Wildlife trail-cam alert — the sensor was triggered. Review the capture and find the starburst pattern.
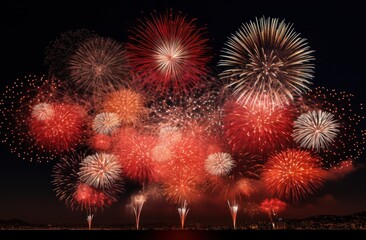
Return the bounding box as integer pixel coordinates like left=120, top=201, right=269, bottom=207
left=219, top=16, right=314, bottom=108
left=92, top=112, right=121, bottom=135
left=205, top=152, right=235, bottom=176
left=293, top=110, right=339, bottom=151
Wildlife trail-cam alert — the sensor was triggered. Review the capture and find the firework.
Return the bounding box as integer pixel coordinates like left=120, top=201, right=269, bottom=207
left=151, top=144, right=172, bottom=162
left=113, top=129, right=159, bottom=183
left=219, top=16, right=314, bottom=108
left=127, top=10, right=210, bottom=94
left=29, top=103, right=86, bottom=151
left=90, top=134, right=112, bottom=151
left=31, top=103, right=55, bottom=121
left=79, top=152, right=122, bottom=189
left=103, top=89, right=145, bottom=125
left=223, top=100, right=294, bottom=155
left=0, top=75, right=66, bottom=162
left=69, top=37, right=129, bottom=93
left=178, top=200, right=189, bottom=229
left=158, top=126, right=182, bottom=145
left=227, top=200, right=239, bottom=229
left=293, top=110, right=340, bottom=151
left=205, top=152, right=235, bottom=176
left=262, top=149, right=325, bottom=201
left=44, top=29, right=98, bottom=80
left=297, top=87, right=365, bottom=168
left=92, top=112, right=121, bottom=135
left=242, top=202, right=260, bottom=218
left=52, top=153, right=85, bottom=211
left=259, top=198, right=287, bottom=229
left=130, top=193, right=146, bottom=230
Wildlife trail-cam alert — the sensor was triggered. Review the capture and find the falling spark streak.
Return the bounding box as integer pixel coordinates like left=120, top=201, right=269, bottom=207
left=178, top=200, right=189, bottom=230
left=227, top=200, right=239, bottom=229
left=131, top=194, right=146, bottom=230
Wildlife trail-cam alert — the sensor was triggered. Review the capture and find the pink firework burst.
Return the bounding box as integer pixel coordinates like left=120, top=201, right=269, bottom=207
left=223, top=100, right=294, bottom=155
left=127, top=10, right=210, bottom=94
left=29, top=103, right=86, bottom=151
left=113, top=128, right=159, bottom=184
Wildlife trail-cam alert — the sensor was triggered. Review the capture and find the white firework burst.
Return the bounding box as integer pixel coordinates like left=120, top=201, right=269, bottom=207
left=92, top=112, right=121, bottom=135
left=31, top=103, right=55, bottom=121
left=293, top=110, right=340, bottom=151
left=205, top=152, right=235, bottom=176
left=151, top=144, right=172, bottom=163
left=158, top=126, right=182, bottom=145
left=79, top=152, right=122, bottom=189
left=219, top=16, right=314, bottom=108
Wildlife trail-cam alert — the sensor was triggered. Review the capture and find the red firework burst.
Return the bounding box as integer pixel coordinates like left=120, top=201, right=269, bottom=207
left=29, top=103, right=86, bottom=151
left=75, top=183, right=112, bottom=211
left=127, top=10, right=210, bottom=94
left=223, top=100, right=294, bottom=155
left=259, top=198, right=287, bottom=215
left=91, top=134, right=111, bottom=151
left=113, top=128, right=159, bottom=184
left=262, top=149, right=325, bottom=202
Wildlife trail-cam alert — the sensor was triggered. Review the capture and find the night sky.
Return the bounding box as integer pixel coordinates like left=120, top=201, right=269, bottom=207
left=0, top=0, right=365, bottom=226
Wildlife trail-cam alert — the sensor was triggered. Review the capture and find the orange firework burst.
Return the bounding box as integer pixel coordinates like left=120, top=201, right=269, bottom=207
left=223, top=100, right=294, bottom=155
left=103, top=89, right=145, bottom=125
left=262, top=149, right=325, bottom=202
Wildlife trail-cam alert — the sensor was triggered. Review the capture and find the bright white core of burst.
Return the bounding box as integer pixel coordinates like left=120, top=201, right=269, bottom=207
left=205, top=152, right=235, bottom=176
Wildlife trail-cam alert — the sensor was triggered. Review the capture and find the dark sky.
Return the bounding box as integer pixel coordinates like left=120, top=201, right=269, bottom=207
left=0, top=0, right=365, bottom=226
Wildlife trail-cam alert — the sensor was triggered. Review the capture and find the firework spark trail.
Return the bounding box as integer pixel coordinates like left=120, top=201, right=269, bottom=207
left=293, top=110, right=339, bottom=151
left=227, top=200, right=239, bottom=229
left=262, top=149, right=325, bottom=201
left=130, top=193, right=146, bottom=230
left=219, top=16, right=314, bottom=109
left=127, top=10, right=210, bottom=94
left=69, top=37, right=129, bottom=93
left=79, top=152, right=122, bottom=189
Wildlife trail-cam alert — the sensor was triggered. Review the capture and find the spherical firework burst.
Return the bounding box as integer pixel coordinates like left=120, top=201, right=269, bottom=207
left=0, top=75, right=65, bottom=162
left=79, top=152, right=122, bottom=189
left=92, top=112, right=121, bottom=135
left=29, top=103, right=86, bottom=151
left=103, top=89, right=145, bottom=125
left=44, top=29, right=98, bottom=80
left=113, top=129, right=159, bottom=183
left=262, top=149, right=325, bottom=202
left=69, top=37, right=129, bottom=93
left=293, top=110, right=339, bottom=151
left=297, top=87, right=365, bottom=168
left=223, top=100, right=294, bottom=155
left=127, top=10, right=210, bottom=94
left=205, top=152, right=235, bottom=176
left=151, top=144, right=172, bottom=163
left=52, top=152, right=123, bottom=213
left=219, top=16, right=314, bottom=108
left=31, top=103, right=55, bottom=121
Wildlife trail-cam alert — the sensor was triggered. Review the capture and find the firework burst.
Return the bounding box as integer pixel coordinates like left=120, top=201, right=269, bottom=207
left=297, top=87, right=366, bottom=168
left=204, top=152, right=235, bottom=176
left=259, top=198, right=287, bottom=229
left=29, top=103, right=86, bottom=151
left=103, top=89, right=146, bottom=125
left=79, top=152, right=122, bottom=189
left=90, top=134, right=112, bottom=151
left=262, top=149, right=325, bottom=201
left=219, top=16, right=314, bottom=108
left=293, top=110, right=339, bottom=151
left=127, top=10, right=210, bottom=94
left=92, top=112, right=121, bottom=135
left=69, top=37, right=129, bottom=93
left=31, top=103, right=55, bottom=121
left=113, top=129, right=159, bottom=183
left=223, top=100, right=294, bottom=155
